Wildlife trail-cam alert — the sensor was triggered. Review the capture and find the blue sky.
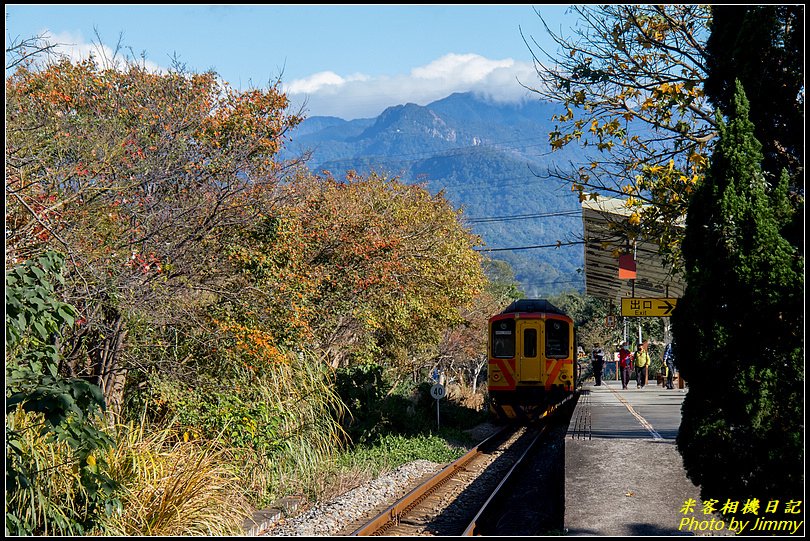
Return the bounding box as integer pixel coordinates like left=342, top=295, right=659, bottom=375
left=5, top=4, right=578, bottom=120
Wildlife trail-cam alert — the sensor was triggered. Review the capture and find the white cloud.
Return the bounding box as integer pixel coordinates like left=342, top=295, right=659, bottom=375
left=285, top=71, right=370, bottom=94
left=283, top=53, right=540, bottom=120
left=17, top=34, right=541, bottom=121
left=411, top=53, right=513, bottom=83
left=38, top=30, right=165, bottom=74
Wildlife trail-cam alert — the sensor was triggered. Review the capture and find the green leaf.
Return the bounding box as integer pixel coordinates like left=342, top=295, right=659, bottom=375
left=32, top=320, right=48, bottom=340
left=7, top=439, right=25, bottom=454
left=57, top=306, right=76, bottom=326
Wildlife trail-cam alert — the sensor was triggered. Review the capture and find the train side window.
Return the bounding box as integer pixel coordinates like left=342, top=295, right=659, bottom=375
left=492, top=320, right=515, bottom=358
left=545, top=319, right=570, bottom=358
left=524, top=328, right=537, bottom=358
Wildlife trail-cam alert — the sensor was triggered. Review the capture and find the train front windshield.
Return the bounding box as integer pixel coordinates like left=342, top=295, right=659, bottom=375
left=545, top=319, right=570, bottom=357
left=491, top=319, right=516, bottom=358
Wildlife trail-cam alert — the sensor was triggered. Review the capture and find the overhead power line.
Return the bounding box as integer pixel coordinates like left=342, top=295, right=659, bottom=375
left=476, top=240, right=585, bottom=252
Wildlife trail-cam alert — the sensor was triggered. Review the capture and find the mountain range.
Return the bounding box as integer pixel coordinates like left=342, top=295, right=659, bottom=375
left=281, top=92, right=588, bottom=296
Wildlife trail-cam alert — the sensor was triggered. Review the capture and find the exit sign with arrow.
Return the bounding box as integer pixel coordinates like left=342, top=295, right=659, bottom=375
left=621, top=298, right=678, bottom=317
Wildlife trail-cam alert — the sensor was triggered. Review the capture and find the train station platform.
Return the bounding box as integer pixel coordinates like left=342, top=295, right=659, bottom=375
left=564, top=379, right=722, bottom=536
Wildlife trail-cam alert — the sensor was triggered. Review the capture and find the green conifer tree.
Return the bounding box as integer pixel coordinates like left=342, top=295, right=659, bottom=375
left=704, top=5, right=804, bottom=252
left=672, top=81, right=803, bottom=520
left=704, top=6, right=803, bottom=189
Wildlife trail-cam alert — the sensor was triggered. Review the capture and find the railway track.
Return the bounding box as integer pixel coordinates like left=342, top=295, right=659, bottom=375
left=345, top=394, right=578, bottom=536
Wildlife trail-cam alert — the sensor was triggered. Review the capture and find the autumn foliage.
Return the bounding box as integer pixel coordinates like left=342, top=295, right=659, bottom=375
left=527, top=5, right=715, bottom=263
left=224, top=169, right=486, bottom=370
left=6, top=54, right=487, bottom=434
left=6, top=57, right=305, bottom=410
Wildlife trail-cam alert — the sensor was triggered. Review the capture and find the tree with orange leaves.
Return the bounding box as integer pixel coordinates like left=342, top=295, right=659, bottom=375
left=5, top=56, right=302, bottom=411
left=225, top=169, right=487, bottom=373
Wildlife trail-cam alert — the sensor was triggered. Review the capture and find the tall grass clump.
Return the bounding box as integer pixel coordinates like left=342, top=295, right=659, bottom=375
left=246, top=349, right=349, bottom=502
left=139, top=346, right=348, bottom=507
left=96, top=417, right=251, bottom=536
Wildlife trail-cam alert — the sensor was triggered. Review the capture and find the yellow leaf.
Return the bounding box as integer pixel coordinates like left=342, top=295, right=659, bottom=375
left=86, top=454, right=96, bottom=466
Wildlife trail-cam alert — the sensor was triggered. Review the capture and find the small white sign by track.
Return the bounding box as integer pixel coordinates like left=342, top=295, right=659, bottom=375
left=430, top=383, right=446, bottom=400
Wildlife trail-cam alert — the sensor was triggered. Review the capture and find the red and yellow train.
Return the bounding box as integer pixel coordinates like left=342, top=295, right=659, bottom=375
left=487, top=299, right=577, bottom=421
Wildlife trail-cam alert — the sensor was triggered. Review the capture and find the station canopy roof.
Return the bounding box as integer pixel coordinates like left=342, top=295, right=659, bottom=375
left=581, top=196, right=685, bottom=305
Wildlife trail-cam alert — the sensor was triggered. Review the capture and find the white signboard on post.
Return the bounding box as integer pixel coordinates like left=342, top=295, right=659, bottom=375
left=430, top=383, right=445, bottom=429
left=430, top=383, right=446, bottom=400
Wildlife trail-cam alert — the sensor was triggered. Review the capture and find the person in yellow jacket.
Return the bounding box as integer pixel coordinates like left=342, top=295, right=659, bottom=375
left=634, top=343, right=650, bottom=388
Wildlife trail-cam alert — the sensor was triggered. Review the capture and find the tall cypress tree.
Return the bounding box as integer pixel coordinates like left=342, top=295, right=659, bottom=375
left=704, top=5, right=804, bottom=191
left=704, top=6, right=804, bottom=256
left=672, top=81, right=803, bottom=521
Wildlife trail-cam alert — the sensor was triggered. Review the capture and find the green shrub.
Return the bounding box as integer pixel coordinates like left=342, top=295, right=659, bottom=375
left=136, top=348, right=347, bottom=506
left=334, top=365, right=435, bottom=443
left=334, top=362, right=388, bottom=441
left=335, top=364, right=488, bottom=447
left=5, top=251, right=118, bottom=535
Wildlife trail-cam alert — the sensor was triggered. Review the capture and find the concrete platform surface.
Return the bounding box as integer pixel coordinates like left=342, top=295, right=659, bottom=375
left=564, top=380, right=730, bottom=536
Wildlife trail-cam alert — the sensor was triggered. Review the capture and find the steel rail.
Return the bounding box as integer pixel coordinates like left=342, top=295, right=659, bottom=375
left=350, top=425, right=513, bottom=536
left=459, top=425, right=547, bottom=536
left=461, top=393, right=576, bottom=536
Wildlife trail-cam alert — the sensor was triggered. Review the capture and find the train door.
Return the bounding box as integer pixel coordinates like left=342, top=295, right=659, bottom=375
left=517, top=319, right=542, bottom=382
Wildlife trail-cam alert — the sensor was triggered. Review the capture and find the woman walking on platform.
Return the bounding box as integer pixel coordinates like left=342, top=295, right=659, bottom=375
left=634, top=343, right=650, bottom=388
left=618, top=342, right=633, bottom=390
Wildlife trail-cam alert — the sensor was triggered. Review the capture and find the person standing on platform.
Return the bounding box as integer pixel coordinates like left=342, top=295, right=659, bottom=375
left=591, top=344, right=605, bottom=386
left=663, top=342, right=676, bottom=389
left=642, top=339, right=651, bottom=386
left=634, top=343, right=650, bottom=388
left=618, top=342, right=633, bottom=390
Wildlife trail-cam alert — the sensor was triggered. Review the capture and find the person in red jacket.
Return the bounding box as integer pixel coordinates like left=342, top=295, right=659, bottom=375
left=618, top=341, right=633, bottom=390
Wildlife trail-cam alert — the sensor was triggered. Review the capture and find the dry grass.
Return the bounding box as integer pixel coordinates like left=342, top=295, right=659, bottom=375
left=96, top=417, right=252, bottom=536
left=298, top=466, right=377, bottom=503
left=447, top=383, right=486, bottom=411
left=230, top=350, right=349, bottom=506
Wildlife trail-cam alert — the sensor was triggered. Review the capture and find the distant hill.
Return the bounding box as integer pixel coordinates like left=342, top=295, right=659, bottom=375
left=282, top=92, right=588, bottom=296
